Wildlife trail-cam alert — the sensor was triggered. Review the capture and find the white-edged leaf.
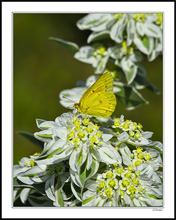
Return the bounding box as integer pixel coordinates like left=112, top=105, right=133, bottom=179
left=118, top=131, right=129, bottom=142
left=87, top=30, right=110, bottom=43
left=144, top=22, right=162, bottom=38
left=20, top=188, right=31, bottom=204
left=71, top=181, right=82, bottom=202
left=45, top=174, right=56, bottom=201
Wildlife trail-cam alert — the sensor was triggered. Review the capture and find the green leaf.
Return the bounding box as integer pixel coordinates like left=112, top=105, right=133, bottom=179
left=120, top=57, right=138, bottom=84
left=49, top=37, right=79, bottom=54
left=82, top=195, right=96, bottom=205
left=124, top=65, right=138, bottom=84
left=47, top=147, right=62, bottom=159
left=13, top=184, right=45, bottom=195
left=134, top=35, right=153, bottom=55
left=87, top=31, right=110, bottom=43
left=133, top=72, right=159, bottom=94
left=78, top=157, right=99, bottom=189
left=144, top=23, right=162, bottom=38
left=57, top=188, right=64, bottom=207
left=114, top=82, right=148, bottom=110
left=77, top=149, right=83, bottom=167
left=148, top=145, right=163, bottom=153
left=146, top=193, right=159, bottom=199
left=71, top=181, right=82, bottom=201
left=79, top=158, right=87, bottom=186
left=86, top=158, right=99, bottom=181
left=28, top=195, right=53, bottom=207
left=14, top=177, right=46, bottom=201
left=142, top=36, right=150, bottom=50
left=55, top=177, right=65, bottom=207
left=36, top=119, right=46, bottom=128
left=36, top=133, right=52, bottom=138
left=18, top=131, right=43, bottom=149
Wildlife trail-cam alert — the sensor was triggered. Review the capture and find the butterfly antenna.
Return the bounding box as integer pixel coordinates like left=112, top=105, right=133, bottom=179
left=61, top=95, right=76, bottom=109
left=62, top=95, right=75, bottom=103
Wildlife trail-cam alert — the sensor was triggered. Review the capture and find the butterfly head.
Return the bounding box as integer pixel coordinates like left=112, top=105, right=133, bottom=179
left=73, top=103, right=80, bottom=111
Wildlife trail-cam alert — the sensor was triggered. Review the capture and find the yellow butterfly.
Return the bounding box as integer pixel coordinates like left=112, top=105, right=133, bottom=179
left=74, top=72, right=117, bottom=117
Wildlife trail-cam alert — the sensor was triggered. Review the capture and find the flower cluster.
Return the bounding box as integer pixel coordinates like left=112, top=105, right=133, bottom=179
left=83, top=145, right=162, bottom=207
left=77, top=13, right=163, bottom=60
left=13, top=113, right=163, bottom=207
left=57, top=13, right=162, bottom=111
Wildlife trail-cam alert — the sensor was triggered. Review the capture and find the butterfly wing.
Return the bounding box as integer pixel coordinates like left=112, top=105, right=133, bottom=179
left=78, top=72, right=116, bottom=117
left=85, top=92, right=117, bottom=117
left=80, top=72, right=113, bottom=105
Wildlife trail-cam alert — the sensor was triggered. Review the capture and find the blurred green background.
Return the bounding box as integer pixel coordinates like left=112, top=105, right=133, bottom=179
left=13, top=13, right=162, bottom=165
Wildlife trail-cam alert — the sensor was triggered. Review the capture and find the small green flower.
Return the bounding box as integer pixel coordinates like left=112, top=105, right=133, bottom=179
left=29, top=159, right=35, bottom=167
left=97, top=180, right=106, bottom=192
left=132, top=122, right=138, bottom=130
left=127, top=185, right=137, bottom=194
left=113, top=118, right=121, bottom=127
left=77, top=130, right=86, bottom=139
left=133, top=13, right=140, bottom=21
left=134, top=132, right=142, bottom=139
left=135, top=171, right=140, bottom=177
left=133, top=159, right=142, bottom=167
left=122, top=41, right=127, bottom=48
left=83, top=117, right=90, bottom=125
left=131, top=154, right=135, bottom=159
left=137, top=153, right=144, bottom=159
left=104, top=171, right=115, bottom=179
left=135, top=147, right=143, bottom=153
left=124, top=172, right=132, bottom=179
left=33, top=152, right=40, bottom=156
left=128, top=165, right=134, bottom=171
left=54, top=165, right=63, bottom=173
left=67, top=130, right=75, bottom=140
left=130, top=131, right=135, bottom=137
left=137, top=123, right=143, bottom=130
left=104, top=188, right=113, bottom=198
left=73, top=118, right=81, bottom=126
left=145, top=153, right=153, bottom=161
left=90, top=135, right=98, bottom=145
left=156, top=13, right=163, bottom=24
left=120, top=190, right=124, bottom=197
left=140, top=13, right=145, bottom=22
left=138, top=185, right=145, bottom=193
left=48, top=168, right=54, bottom=175
left=98, top=46, right=106, bottom=55
left=107, top=179, right=118, bottom=189
left=115, top=167, right=123, bottom=176
left=132, top=178, right=139, bottom=185
left=86, top=125, right=94, bottom=133
left=122, top=122, right=130, bottom=130
left=72, top=137, right=80, bottom=147
left=96, top=131, right=102, bottom=138
left=121, top=178, right=131, bottom=188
